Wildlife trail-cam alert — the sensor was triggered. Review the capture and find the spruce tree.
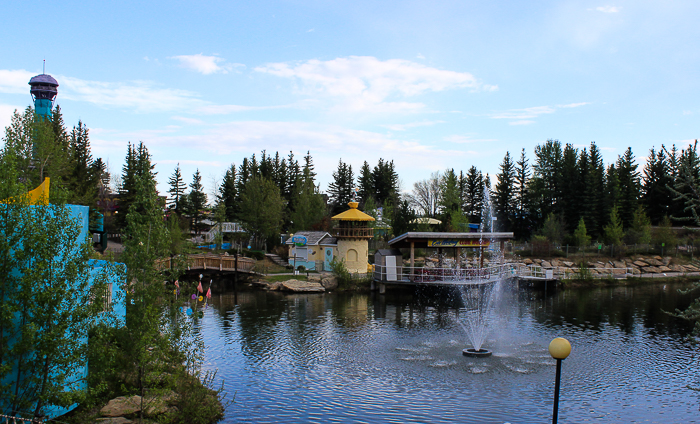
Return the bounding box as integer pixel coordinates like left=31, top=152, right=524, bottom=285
left=328, top=159, right=354, bottom=214
left=218, top=164, right=238, bottom=221
left=494, top=152, right=516, bottom=231
left=514, top=149, right=531, bottom=239
left=188, top=169, right=208, bottom=235
left=642, top=147, right=673, bottom=225
left=616, top=147, right=641, bottom=228
left=357, top=161, right=374, bottom=206
left=167, top=164, right=188, bottom=215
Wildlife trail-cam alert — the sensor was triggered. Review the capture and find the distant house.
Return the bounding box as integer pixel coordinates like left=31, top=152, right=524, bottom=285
left=286, top=231, right=338, bottom=271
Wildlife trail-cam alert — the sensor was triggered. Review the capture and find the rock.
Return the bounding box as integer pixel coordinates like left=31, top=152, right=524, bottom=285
left=612, top=268, right=626, bottom=275
left=533, top=259, right=542, bottom=264
left=658, top=266, right=672, bottom=272
left=613, top=261, right=626, bottom=268
left=101, top=396, right=142, bottom=417
left=643, top=266, right=661, bottom=274
left=670, top=265, right=685, bottom=272
left=523, top=258, right=533, bottom=265
left=551, top=259, right=563, bottom=267
left=562, top=261, right=574, bottom=267
left=541, top=260, right=552, bottom=268
left=604, top=263, right=613, bottom=269
left=645, top=258, right=664, bottom=266
left=96, top=418, right=133, bottom=424
left=653, top=255, right=663, bottom=260
left=633, top=260, right=648, bottom=267
left=631, top=267, right=641, bottom=275
left=279, top=279, right=325, bottom=292
left=662, top=257, right=672, bottom=266
left=307, top=274, right=322, bottom=283
left=684, top=265, right=699, bottom=272
left=321, top=276, right=339, bottom=290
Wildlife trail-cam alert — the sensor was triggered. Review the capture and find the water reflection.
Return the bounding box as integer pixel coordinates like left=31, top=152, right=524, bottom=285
left=198, top=282, right=699, bottom=423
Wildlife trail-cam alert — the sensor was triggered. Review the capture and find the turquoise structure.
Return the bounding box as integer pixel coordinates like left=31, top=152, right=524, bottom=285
left=1, top=204, right=126, bottom=420
left=28, top=73, right=58, bottom=118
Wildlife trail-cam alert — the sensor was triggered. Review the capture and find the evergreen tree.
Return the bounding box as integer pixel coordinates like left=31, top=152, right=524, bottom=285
left=328, top=159, right=354, bottom=214
left=514, top=149, right=532, bottom=239
left=392, top=198, right=417, bottom=237
left=669, top=141, right=700, bottom=224
left=289, top=173, right=326, bottom=233
left=574, top=218, right=591, bottom=249
left=67, top=121, right=99, bottom=206
left=530, top=139, right=563, bottom=225
left=642, top=147, right=673, bottom=225
left=603, top=206, right=624, bottom=250
left=494, top=151, right=516, bottom=231
left=188, top=169, right=208, bottom=235
left=559, top=144, right=580, bottom=233
left=167, top=164, right=188, bottom=215
left=372, top=158, right=400, bottom=206
left=582, top=142, right=606, bottom=236
left=616, top=147, right=641, bottom=228
left=627, top=205, right=652, bottom=245
left=464, top=166, right=484, bottom=223
left=357, top=161, right=374, bottom=206
left=218, top=164, right=238, bottom=221
left=438, top=169, right=466, bottom=231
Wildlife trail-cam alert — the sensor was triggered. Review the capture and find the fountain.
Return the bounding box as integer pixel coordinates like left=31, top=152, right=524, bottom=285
left=457, top=185, right=503, bottom=358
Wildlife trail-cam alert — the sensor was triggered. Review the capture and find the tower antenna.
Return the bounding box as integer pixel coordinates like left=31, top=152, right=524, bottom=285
left=43, top=59, right=45, bottom=74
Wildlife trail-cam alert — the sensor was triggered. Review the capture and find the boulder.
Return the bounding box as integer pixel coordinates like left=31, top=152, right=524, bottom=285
left=523, top=258, right=533, bottom=265
left=631, top=267, right=641, bottom=275
left=101, top=396, right=142, bottom=417
left=541, top=260, right=552, bottom=268
left=642, top=266, right=661, bottom=274
left=307, top=274, right=322, bottom=283
left=669, top=265, right=685, bottom=272
left=645, top=258, right=664, bottom=266
left=321, top=276, right=339, bottom=290
left=533, top=259, right=543, bottom=264
left=684, top=265, right=699, bottom=272
left=604, top=263, right=613, bottom=269
left=279, top=279, right=325, bottom=293
left=633, top=260, right=649, bottom=267
left=653, top=255, right=663, bottom=260
left=612, top=268, right=626, bottom=275
left=551, top=259, right=563, bottom=267
left=662, top=257, right=672, bottom=266
left=658, top=266, right=672, bottom=272
left=562, top=261, right=574, bottom=267
left=613, top=261, right=626, bottom=269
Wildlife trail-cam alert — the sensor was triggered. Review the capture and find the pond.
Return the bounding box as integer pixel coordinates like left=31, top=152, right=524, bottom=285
left=194, top=281, right=700, bottom=423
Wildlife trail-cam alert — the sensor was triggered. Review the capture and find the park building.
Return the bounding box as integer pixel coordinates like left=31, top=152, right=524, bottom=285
left=287, top=201, right=375, bottom=273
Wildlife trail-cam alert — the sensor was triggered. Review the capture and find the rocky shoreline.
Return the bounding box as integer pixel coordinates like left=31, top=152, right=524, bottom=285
left=519, top=255, right=700, bottom=276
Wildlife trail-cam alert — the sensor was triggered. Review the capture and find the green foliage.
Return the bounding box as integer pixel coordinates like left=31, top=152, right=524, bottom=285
left=627, top=205, right=652, bottom=245
left=187, top=169, right=207, bottom=235
left=541, top=213, right=565, bottom=244
left=653, top=216, right=677, bottom=247
left=603, top=206, right=625, bottom=246
left=239, top=177, right=284, bottom=248
left=494, top=151, right=516, bottom=231
left=574, top=218, right=591, bottom=248
left=167, top=164, right=188, bottom=215
left=328, top=159, right=354, bottom=214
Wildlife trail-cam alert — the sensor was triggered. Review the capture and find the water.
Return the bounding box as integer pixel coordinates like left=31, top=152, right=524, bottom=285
left=195, top=283, right=700, bottom=423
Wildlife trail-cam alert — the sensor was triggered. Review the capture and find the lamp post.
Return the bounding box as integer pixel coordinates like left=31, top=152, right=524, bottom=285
left=549, top=337, right=572, bottom=424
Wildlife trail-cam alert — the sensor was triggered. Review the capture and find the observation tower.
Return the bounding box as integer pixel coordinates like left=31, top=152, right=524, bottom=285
left=28, top=68, right=59, bottom=119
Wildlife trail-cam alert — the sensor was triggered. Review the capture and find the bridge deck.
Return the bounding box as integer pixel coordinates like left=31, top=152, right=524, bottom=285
left=155, top=254, right=256, bottom=273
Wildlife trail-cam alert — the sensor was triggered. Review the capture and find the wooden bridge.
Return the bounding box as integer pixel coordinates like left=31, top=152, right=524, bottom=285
left=155, top=253, right=256, bottom=274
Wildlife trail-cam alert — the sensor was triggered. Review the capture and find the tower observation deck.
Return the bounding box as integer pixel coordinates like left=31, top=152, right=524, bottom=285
left=28, top=73, right=59, bottom=118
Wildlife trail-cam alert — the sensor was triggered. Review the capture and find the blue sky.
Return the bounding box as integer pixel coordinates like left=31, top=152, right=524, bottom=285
left=1, top=0, right=698, bottom=198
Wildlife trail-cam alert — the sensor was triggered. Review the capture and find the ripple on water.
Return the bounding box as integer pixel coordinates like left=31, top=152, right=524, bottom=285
left=430, top=360, right=458, bottom=368
left=400, top=355, right=434, bottom=361
left=469, top=366, right=489, bottom=374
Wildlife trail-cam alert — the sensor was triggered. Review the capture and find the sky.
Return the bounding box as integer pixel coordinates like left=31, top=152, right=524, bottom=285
left=1, top=0, right=698, bottom=199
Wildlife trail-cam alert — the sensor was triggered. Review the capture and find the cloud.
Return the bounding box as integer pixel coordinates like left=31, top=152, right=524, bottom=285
left=194, top=103, right=294, bottom=115
left=595, top=6, right=621, bottom=13
left=59, top=76, right=204, bottom=112
left=490, top=106, right=556, bottom=120
left=683, top=110, right=693, bottom=116
left=172, top=116, right=205, bottom=125
left=0, top=69, right=36, bottom=94
left=170, top=54, right=243, bottom=75
left=381, top=120, right=445, bottom=131
left=558, top=102, right=590, bottom=108
left=490, top=102, right=589, bottom=124
left=255, top=56, right=496, bottom=114
left=0, top=104, right=24, bottom=130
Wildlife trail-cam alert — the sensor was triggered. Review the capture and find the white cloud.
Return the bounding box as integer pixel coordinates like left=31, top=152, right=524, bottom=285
left=59, top=76, right=204, bottom=112
left=381, top=120, right=445, bottom=131
left=490, top=106, right=556, bottom=120
left=509, top=120, right=536, bottom=126
left=172, top=116, right=205, bottom=125
left=558, top=102, right=590, bottom=108
left=255, top=56, right=496, bottom=114
left=683, top=110, right=693, bottom=116
left=170, top=54, right=243, bottom=75
left=0, top=69, right=36, bottom=94
left=595, top=6, right=621, bottom=13
left=194, top=103, right=293, bottom=115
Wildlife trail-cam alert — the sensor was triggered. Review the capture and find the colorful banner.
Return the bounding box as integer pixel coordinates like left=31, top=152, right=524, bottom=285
left=427, top=239, right=490, bottom=247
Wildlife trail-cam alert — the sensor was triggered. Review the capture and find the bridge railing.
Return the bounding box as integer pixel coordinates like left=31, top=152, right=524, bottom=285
left=154, top=254, right=255, bottom=273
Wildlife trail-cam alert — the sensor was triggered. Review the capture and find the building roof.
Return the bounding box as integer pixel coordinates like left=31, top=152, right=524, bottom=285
left=388, top=231, right=514, bottom=248
left=29, top=74, right=59, bottom=86
left=331, top=201, right=375, bottom=221
left=286, top=231, right=337, bottom=246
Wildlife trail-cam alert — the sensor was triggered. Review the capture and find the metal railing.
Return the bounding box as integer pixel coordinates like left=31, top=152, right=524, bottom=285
left=374, top=264, right=517, bottom=283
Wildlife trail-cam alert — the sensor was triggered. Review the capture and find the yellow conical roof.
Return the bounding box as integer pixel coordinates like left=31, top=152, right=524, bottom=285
left=331, top=201, right=375, bottom=221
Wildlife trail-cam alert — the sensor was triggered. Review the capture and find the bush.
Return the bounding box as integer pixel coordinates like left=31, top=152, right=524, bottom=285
left=296, top=265, right=306, bottom=272
left=330, top=259, right=372, bottom=290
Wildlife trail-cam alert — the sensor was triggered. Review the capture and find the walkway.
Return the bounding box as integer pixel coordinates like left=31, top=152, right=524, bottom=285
left=154, top=253, right=256, bottom=274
